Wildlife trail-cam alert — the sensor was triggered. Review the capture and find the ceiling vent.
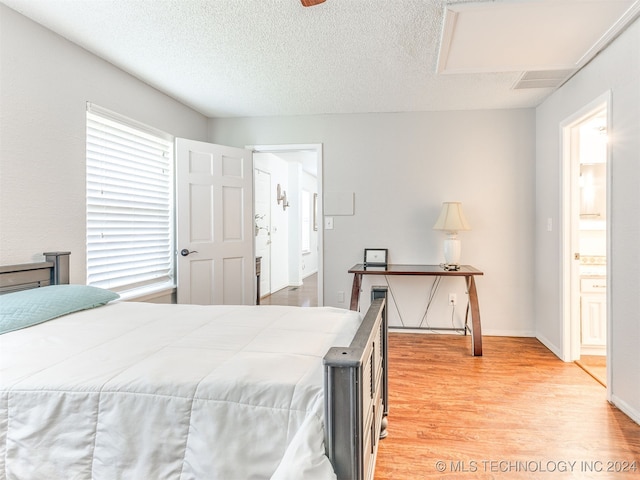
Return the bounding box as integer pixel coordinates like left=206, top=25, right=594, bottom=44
left=512, top=69, right=576, bottom=89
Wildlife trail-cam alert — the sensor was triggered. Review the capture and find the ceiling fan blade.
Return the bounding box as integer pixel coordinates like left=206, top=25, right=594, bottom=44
left=301, top=0, right=326, bottom=6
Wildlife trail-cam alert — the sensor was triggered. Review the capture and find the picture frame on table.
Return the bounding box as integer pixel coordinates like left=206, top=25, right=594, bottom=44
left=364, top=248, right=388, bottom=267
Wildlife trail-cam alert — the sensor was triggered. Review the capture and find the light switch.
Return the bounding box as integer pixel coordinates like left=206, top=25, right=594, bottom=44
left=324, top=217, right=334, bottom=230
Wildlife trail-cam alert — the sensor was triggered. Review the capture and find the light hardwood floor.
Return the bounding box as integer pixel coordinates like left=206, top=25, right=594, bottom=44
left=577, top=355, right=607, bottom=387
left=258, top=282, right=639, bottom=478
left=260, top=273, right=317, bottom=307
left=375, top=333, right=640, bottom=479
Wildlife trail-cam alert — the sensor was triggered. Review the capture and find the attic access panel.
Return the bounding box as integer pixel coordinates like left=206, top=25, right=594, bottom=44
left=437, top=0, right=639, bottom=74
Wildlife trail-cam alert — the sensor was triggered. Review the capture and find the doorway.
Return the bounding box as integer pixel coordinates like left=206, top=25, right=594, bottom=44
left=561, top=93, right=610, bottom=387
left=251, top=144, right=323, bottom=307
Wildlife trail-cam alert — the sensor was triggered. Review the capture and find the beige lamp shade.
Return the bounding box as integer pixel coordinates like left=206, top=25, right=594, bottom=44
left=433, top=202, right=471, bottom=232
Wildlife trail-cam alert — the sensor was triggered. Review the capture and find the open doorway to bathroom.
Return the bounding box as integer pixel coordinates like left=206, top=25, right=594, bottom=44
left=562, top=95, right=609, bottom=387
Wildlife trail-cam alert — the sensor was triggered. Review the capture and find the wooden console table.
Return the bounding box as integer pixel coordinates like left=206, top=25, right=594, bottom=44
left=348, top=264, right=484, bottom=356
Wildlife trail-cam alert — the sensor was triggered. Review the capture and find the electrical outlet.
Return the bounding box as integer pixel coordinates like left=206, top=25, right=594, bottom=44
left=448, top=293, right=457, bottom=306
left=337, top=291, right=345, bottom=303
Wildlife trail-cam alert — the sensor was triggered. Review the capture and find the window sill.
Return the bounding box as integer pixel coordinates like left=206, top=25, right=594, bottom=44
left=116, top=283, right=176, bottom=303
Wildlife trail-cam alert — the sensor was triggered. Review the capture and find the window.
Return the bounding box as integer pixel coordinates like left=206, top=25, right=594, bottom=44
left=86, top=104, right=174, bottom=295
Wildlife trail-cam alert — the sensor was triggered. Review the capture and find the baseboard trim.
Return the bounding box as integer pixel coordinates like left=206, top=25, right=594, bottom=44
left=610, top=393, right=640, bottom=426
left=535, top=333, right=564, bottom=360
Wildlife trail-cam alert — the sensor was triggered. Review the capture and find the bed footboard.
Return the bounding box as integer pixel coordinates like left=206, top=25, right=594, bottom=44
left=324, top=296, right=388, bottom=480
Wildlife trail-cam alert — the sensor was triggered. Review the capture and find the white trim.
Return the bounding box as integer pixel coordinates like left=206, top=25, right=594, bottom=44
left=436, top=8, right=458, bottom=74
left=576, top=1, right=640, bottom=69
left=536, top=332, right=564, bottom=360
left=610, top=394, right=640, bottom=426
left=388, top=328, right=536, bottom=337
left=560, top=91, right=612, bottom=397
left=118, top=284, right=176, bottom=302
left=86, top=102, right=172, bottom=142
left=560, top=114, right=580, bottom=362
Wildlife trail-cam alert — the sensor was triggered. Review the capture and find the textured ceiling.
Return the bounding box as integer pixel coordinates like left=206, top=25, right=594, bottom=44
left=2, top=0, right=638, bottom=117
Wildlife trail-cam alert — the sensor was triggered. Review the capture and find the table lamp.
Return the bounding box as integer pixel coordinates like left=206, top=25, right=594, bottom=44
left=433, top=202, right=470, bottom=270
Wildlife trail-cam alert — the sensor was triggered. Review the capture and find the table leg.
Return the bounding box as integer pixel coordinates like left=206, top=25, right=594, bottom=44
left=349, top=273, right=362, bottom=311
left=466, top=275, right=483, bottom=356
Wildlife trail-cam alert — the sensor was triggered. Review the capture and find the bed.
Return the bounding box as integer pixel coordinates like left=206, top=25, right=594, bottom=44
left=0, top=253, right=388, bottom=480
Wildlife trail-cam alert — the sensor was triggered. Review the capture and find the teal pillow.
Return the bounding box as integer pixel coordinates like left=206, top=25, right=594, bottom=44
left=0, top=285, right=119, bottom=334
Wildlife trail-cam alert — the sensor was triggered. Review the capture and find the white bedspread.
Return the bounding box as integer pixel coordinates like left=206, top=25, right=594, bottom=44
left=0, top=302, right=363, bottom=480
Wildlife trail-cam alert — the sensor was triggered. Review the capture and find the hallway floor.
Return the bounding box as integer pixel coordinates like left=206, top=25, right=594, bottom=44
left=260, top=273, right=318, bottom=307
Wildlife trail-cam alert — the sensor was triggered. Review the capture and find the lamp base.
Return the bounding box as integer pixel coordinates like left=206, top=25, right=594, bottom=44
left=442, top=263, right=461, bottom=271
left=442, top=234, right=462, bottom=267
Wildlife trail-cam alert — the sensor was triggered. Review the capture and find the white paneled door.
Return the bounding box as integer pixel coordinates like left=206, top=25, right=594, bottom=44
left=176, top=138, right=254, bottom=305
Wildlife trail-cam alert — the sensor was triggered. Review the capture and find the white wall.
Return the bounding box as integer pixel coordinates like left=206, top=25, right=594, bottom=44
left=210, top=109, right=536, bottom=335
left=0, top=6, right=209, bottom=283
left=535, top=18, right=640, bottom=422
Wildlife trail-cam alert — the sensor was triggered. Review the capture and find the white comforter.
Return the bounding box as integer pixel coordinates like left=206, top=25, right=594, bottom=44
left=0, top=302, right=363, bottom=480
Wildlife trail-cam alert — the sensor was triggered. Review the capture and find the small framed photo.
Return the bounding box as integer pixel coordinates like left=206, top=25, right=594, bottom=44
left=364, top=248, right=388, bottom=267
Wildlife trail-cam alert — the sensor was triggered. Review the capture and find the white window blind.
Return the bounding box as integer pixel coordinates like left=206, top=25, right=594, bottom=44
left=86, top=104, right=174, bottom=293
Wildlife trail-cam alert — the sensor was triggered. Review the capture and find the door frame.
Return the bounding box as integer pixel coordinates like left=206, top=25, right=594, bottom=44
left=560, top=91, right=612, bottom=390
left=249, top=143, right=324, bottom=306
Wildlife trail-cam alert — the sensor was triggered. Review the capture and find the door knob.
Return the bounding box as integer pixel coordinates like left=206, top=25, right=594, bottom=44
left=180, top=249, right=198, bottom=257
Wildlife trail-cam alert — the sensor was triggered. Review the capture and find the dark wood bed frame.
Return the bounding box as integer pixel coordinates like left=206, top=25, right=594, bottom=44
left=0, top=252, right=388, bottom=480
